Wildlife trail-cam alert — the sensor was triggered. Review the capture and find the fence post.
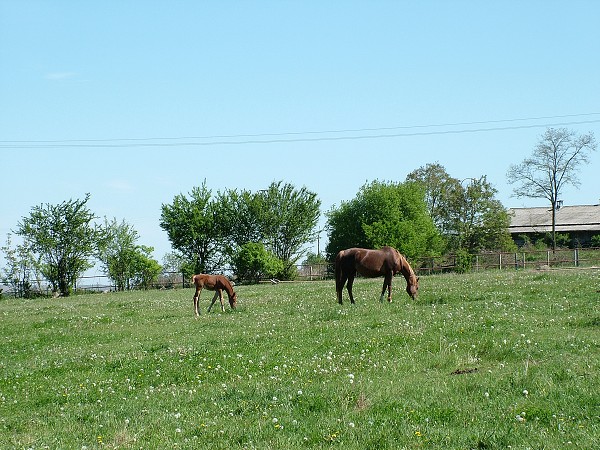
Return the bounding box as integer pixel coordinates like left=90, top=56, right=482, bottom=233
left=547, top=250, right=550, bottom=267
left=499, top=253, right=502, bottom=270
left=574, top=248, right=579, bottom=267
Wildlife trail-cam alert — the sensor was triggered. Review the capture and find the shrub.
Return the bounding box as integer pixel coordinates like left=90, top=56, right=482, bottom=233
left=454, top=249, right=473, bottom=274
left=232, top=242, right=284, bottom=284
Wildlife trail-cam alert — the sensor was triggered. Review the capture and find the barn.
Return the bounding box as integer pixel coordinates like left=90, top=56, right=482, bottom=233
left=508, top=204, right=600, bottom=247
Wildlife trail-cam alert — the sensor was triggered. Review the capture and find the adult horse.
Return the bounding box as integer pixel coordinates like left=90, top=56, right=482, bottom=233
left=192, top=274, right=237, bottom=317
left=335, top=246, right=419, bottom=305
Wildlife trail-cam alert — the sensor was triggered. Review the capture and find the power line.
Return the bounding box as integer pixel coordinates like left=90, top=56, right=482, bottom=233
left=1, top=113, right=600, bottom=149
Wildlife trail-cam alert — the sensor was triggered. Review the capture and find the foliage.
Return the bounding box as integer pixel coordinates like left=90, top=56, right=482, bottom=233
left=0, top=234, right=42, bottom=298
left=408, top=165, right=515, bottom=254
left=326, top=180, right=443, bottom=260
left=1, top=271, right=599, bottom=448
left=591, top=234, right=600, bottom=247
left=129, top=245, right=162, bottom=289
left=98, top=218, right=161, bottom=290
left=442, top=176, right=515, bottom=253
left=15, top=194, right=102, bottom=296
left=453, top=248, right=473, bottom=273
left=406, top=162, right=459, bottom=232
left=162, top=181, right=320, bottom=280
left=232, top=242, right=284, bottom=284
left=219, top=181, right=321, bottom=279
left=160, top=182, right=227, bottom=275
left=507, top=127, right=597, bottom=250
left=302, top=251, right=327, bottom=265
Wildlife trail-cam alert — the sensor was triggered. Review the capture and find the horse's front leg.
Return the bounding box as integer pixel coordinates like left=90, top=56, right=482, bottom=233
left=381, top=274, right=393, bottom=302
left=193, top=287, right=202, bottom=318
left=218, top=289, right=225, bottom=312
left=207, top=291, right=219, bottom=312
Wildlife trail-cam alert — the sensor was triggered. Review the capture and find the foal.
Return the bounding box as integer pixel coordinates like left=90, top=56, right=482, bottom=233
left=191, top=274, right=237, bottom=317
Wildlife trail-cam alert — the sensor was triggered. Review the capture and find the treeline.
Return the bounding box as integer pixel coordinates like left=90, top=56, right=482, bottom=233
left=2, top=162, right=518, bottom=298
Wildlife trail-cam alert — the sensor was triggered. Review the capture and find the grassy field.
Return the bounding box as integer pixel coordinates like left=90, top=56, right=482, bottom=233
left=1, top=269, right=599, bottom=449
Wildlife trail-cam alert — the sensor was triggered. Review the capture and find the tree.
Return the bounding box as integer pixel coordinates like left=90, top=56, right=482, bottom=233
left=406, top=162, right=459, bottom=231
left=99, top=218, right=161, bottom=290
left=15, top=194, right=102, bottom=296
left=259, top=181, right=321, bottom=279
left=1, top=233, right=42, bottom=298
left=129, top=245, right=162, bottom=289
left=507, top=128, right=597, bottom=250
left=443, top=176, right=515, bottom=253
left=326, top=180, right=443, bottom=260
left=159, top=182, right=227, bottom=276
left=232, top=242, right=283, bottom=284
left=217, top=181, right=321, bottom=280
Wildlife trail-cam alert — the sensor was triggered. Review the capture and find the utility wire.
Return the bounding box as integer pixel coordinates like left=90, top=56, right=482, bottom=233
left=1, top=113, right=599, bottom=148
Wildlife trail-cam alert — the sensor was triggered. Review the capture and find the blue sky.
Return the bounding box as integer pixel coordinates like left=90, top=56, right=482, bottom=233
left=1, top=1, right=600, bottom=268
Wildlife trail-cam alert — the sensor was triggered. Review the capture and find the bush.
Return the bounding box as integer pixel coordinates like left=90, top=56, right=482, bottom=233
left=232, top=242, right=284, bottom=284
left=454, top=249, right=473, bottom=274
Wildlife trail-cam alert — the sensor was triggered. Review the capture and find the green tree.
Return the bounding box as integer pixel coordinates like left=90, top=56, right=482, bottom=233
left=129, top=245, right=162, bottom=289
left=1, top=234, right=42, bottom=298
left=326, top=180, right=443, bottom=260
left=507, top=128, right=597, bottom=251
left=302, top=252, right=327, bottom=266
left=260, top=182, right=321, bottom=279
left=99, top=218, right=161, bottom=291
left=217, top=181, right=321, bottom=280
left=444, top=176, right=515, bottom=253
left=406, top=162, right=459, bottom=231
left=160, top=182, right=227, bottom=276
left=15, top=194, right=103, bottom=296
left=232, top=242, right=283, bottom=284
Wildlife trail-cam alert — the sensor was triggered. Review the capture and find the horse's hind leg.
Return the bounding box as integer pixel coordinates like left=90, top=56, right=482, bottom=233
left=207, top=291, right=219, bottom=312
left=337, top=274, right=348, bottom=304
left=347, top=274, right=356, bottom=304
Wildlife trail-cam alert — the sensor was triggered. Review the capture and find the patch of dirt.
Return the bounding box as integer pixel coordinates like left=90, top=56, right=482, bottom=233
left=450, top=368, right=478, bottom=375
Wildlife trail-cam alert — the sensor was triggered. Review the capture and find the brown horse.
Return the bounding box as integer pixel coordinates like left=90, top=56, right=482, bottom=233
left=335, top=246, right=419, bottom=304
left=192, top=274, right=237, bottom=317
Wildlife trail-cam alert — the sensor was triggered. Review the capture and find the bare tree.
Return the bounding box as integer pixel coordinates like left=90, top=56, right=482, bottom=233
left=507, top=128, right=597, bottom=250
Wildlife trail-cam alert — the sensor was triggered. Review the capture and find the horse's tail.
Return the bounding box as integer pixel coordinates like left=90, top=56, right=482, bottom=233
left=334, top=250, right=344, bottom=293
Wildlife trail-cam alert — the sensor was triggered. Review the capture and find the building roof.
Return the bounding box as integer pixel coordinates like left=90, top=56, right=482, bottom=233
left=508, top=204, right=600, bottom=234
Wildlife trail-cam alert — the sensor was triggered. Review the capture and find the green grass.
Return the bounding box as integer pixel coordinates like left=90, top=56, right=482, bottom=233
left=1, top=270, right=599, bottom=449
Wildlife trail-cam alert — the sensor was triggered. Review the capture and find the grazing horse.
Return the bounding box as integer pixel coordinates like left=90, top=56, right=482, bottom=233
left=335, top=246, right=419, bottom=305
left=192, top=274, right=237, bottom=317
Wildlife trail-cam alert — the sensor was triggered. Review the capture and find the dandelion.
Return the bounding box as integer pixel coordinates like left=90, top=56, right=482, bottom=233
left=348, top=422, right=355, bottom=428
left=272, top=417, right=278, bottom=424
left=522, top=389, right=529, bottom=396
left=415, top=431, right=423, bottom=436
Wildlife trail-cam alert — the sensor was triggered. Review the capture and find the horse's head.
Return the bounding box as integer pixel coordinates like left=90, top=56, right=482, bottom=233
left=229, top=291, right=238, bottom=309
left=406, top=276, right=419, bottom=300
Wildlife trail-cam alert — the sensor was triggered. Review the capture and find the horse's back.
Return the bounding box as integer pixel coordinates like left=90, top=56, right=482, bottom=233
left=193, top=274, right=227, bottom=289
